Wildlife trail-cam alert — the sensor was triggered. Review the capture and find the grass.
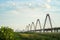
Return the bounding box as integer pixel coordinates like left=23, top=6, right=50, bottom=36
left=14, top=32, right=60, bottom=40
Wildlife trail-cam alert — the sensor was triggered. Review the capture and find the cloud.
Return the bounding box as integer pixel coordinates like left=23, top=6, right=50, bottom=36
left=0, top=0, right=60, bottom=30
left=0, top=0, right=51, bottom=11
left=10, top=10, right=19, bottom=15
left=6, top=1, right=16, bottom=6
left=45, top=3, right=51, bottom=9
left=47, top=0, right=51, bottom=3
left=5, top=10, right=19, bottom=15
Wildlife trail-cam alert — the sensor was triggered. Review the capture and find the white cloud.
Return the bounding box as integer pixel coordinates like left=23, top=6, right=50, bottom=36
left=1, top=0, right=60, bottom=30
left=6, top=10, right=19, bottom=15
left=47, top=0, right=51, bottom=3
left=29, top=3, right=32, bottom=7
left=11, top=10, right=19, bottom=15
left=7, top=1, right=16, bottom=6
left=45, top=3, right=51, bottom=9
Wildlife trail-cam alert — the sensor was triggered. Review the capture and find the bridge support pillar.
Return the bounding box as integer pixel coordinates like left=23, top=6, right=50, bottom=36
left=57, top=29, right=58, bottom=32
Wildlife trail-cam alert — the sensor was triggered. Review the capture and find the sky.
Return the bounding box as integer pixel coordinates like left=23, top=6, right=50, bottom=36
left=0, top=0, right=60, bottom=31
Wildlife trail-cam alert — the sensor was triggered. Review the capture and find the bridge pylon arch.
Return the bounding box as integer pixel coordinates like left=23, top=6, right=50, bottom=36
left=43, top=14, right=52, bottom=32
left=35, top=19, right=41, bottom=32
left=30, top=22, right=35, bottom=32
left=26, top=25, right=30, bottom=32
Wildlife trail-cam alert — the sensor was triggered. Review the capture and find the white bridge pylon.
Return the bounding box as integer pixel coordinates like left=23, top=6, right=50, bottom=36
left=25, top=14, right=53, bottom=32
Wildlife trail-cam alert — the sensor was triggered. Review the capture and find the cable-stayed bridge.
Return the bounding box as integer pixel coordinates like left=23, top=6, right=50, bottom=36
left=24, top=14, right=60, bottom=32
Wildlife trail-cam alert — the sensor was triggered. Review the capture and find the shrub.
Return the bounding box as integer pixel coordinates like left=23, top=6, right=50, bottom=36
left=0, top=26, right=14, bottom=40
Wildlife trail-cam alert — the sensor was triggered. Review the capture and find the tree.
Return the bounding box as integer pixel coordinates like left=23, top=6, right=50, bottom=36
left=0, top=26, right=14, bottom=40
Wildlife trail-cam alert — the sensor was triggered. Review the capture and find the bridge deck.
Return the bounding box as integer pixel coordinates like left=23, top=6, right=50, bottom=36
left=30, top=27, right=60, bottom=31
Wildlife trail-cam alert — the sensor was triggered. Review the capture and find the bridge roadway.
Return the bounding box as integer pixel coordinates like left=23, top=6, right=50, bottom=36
left=30, top=27, right=60, bottom=32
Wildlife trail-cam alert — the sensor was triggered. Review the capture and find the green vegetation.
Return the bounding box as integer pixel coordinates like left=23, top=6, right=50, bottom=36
left=0, top=26, right=14, bottom=40
left=0, top=26, right=60, bottom=40
left=15, top=32, right=60, bottom=40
